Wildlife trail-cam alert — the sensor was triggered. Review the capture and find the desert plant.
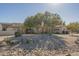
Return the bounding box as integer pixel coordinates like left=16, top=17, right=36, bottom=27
left=24, top=11, right=63, bottom=34
left=5, top=39, right=12, bottom=45
left=5, top=39, right=20, bottom=46
left=5, top=38, right=17, bottom=46
left=26, top=39, right=33, bottom=44
left=48, top=32, right=52, bottom=36
left=15, top=31, right=22, bottom=37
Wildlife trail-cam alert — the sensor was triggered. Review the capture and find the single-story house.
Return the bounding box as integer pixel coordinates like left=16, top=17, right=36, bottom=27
left=0, top=24, right=2, bottom=31
left=0, top=23, right=22, bottom=36
left=54, top=25, right=69, bottom=34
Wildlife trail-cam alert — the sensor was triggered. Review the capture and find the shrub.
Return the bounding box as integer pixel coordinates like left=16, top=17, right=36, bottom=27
left=5, top=39, right=12, bottom=45
left=26, top=39, right=33, bottom=44
left=48, top=32, right=52, bottom=36
left=6, top=40, right=10, bottom=44
left=15, top=31, right=22, bottom=37
left=5, top=38, right=20, bottom=46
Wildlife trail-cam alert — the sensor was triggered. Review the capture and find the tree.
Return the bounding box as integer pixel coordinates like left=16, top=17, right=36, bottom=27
left=2, top=24, right=8, bottom=31
left=24, top=11, right=63, bottom=33
left=67, top=22, right=79, bottom=33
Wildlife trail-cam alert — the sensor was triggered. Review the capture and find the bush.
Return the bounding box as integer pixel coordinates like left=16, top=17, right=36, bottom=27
left=26, top=39, right=33, bottom=44
left=15, top=31, right=22, bottom=37
left=48, top=32, right=52, bottom=36
left=6, top=40, right=10, bottom=45
left=5, top=39, right=13, bottom=46
left=5, top=38, right=20, bottom=46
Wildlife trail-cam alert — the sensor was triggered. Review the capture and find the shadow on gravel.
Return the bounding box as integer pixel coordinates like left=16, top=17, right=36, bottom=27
left=3, top=34, right=68, bottom=51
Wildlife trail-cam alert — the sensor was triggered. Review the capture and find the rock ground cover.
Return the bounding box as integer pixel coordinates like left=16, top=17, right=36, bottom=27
left=0, top=34, right=79, bottom=56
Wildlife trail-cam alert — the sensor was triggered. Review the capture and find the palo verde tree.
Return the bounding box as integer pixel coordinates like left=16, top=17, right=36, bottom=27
left=24, top=11, right=64, bottom=33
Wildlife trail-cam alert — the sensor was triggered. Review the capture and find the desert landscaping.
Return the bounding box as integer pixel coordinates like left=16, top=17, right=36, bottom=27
left=0, top=34, right=79, bottom=56
left=0, top=11, right=79, bottom=56
left=0, top=4, right=79, bottom=56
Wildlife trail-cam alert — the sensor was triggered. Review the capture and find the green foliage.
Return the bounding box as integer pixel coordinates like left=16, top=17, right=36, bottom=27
left=5, top=39, right=11, bottom=45
left=26, top=39, right=33, bottom=44
left=5, top=38, right=14, bottom=46
left=48, top=32, right=52, bottom=36
left=5, top=38, right=20, bottom=46
left=24, top=11, right=64, bottom=33
left=67, top=22, right=79, bottom=33
left=15, top=31, right=22, bottom=37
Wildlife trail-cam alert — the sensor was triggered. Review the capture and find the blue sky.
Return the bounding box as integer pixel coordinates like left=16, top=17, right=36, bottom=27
left=0, top=3, right=79, bottom=24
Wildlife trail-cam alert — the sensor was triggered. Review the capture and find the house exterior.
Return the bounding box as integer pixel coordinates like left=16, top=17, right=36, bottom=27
left=54, top=25, right=69, bottom=34
left=0, top=24, right=2, bottom=31
left=1, top=23, right=22, bottom=31
left=0, top=23, right=22, bottom=35
left=25, top=24, right=70, bottom=34
left=7, top=23, right=19, bottom=31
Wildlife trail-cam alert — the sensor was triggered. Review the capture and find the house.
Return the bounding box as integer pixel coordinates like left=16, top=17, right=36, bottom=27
left=7, top=23, right=19, bottom=31
left=0, top=24, right=2, bottom=31
left=54, top=25, right=69, bottom=34
left=1, top=23, right=22, bottom=31
left=0, top=23, right=22, bottom=36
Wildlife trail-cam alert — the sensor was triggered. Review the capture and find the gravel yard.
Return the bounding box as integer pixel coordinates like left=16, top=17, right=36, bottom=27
left=0, top=34, right=79, bottom=56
